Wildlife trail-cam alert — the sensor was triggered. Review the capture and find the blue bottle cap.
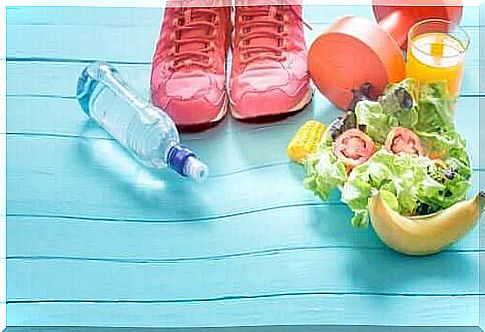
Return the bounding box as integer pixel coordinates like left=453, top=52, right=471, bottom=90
left=167, top=145, right=196, bottom=177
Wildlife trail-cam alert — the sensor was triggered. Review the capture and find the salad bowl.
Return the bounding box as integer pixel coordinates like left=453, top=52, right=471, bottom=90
left=304, top=79, right=485, bottom=255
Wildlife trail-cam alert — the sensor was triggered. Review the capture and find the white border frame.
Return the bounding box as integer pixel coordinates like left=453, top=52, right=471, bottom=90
left=1, top=2, right=6, bottom=331
left=4, top=0, right=485, bottom=6
left=2, top=1, right=484, bottom=330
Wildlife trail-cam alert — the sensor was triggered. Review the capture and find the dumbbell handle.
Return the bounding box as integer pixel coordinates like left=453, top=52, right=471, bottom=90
left=379, top=9, right=415, bottom=49
left=373, top=3, right=463, bottom=50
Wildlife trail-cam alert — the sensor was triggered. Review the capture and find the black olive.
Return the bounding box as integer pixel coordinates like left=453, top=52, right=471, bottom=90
left=444, top=170, right=456, bottom=180
left=416, top=203, right=432, bottom=215
left=344, top=111, right=357, bottom=129
left=329, top=112, right=357, bottom=141
left=330, top=129, right=340, bottom=141
left=427, top=166, right=446, bottom=184
left=347, top=82, right=374, bottom=112
left=394, top=87, right=413, bottom=110
left=329, top=117, right=344, bottom=140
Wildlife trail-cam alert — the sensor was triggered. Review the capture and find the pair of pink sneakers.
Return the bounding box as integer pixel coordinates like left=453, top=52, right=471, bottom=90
left=150, top=1, right=312, bottom=131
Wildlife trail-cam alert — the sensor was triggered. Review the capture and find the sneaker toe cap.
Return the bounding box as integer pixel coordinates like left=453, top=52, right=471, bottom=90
left=230, top=56, right=310, bottom=118
left=161, top=96, right=227, bottom=127
left=151, top=71, right=227, bottom=127
left=230, top=75, right=310, bottom=118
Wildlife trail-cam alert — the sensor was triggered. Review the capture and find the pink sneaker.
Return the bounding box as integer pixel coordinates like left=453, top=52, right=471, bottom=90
left=150, top=1, right=231, bottom=130
left=230, top=2, right=312, bottom=120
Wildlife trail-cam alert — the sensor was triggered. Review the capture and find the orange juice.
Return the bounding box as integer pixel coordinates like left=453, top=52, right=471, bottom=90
left=406, top=32, right=466, bottom=99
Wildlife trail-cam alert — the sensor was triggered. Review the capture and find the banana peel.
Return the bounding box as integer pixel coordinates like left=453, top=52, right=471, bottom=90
left=369, top=191, right=485, bottom=256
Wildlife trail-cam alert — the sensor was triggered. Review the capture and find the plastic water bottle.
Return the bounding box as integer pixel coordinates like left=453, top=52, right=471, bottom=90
left=76, top=62, right=208, bottom=182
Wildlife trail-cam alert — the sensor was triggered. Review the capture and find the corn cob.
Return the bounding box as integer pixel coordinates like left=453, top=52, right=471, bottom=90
left=287, top=120, right=326, bottom=164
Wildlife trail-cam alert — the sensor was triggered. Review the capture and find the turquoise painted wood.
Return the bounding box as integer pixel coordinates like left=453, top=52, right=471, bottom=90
left=6, top=23, right=482, bottom=65
left=6, top=5, right=485, bottom=328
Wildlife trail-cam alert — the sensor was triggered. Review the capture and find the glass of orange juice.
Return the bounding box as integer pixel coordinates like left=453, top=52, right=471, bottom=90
left=406, top=19, right=470, bottom=102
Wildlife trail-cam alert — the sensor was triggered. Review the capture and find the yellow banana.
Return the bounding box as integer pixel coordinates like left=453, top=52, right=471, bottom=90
left=369, top=191, right=485, bottom=256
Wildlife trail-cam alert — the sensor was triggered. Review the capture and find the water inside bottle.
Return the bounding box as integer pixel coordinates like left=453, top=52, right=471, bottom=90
left=89, top=84, right=179, bottom=169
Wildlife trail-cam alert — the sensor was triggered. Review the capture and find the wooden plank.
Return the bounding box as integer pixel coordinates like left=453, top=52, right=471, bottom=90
left=6, top=209, right=483, bottom=261
left=5, top=60, right=482, bottom=98
left=4, top=136, right=337, bottom=220
left=6, top=62, right=152, bottom=99
left=6, top=295, right=479, bottom=327
left=6, top=24, right=158, bottom=63
left=6, top=6, right=165, bottom=27
left=6, top=250, right=480, bottom=301
left=6, top=5, right=481, bottom=27
left=6, top=133, right=484, bottom=220
left=6, top=6, right=373, bottom=26
left=7, top=23, right=481, bottom=65
left=5, top=207, right=383, bottom=259
left=6, top=95, right=483, bottom=170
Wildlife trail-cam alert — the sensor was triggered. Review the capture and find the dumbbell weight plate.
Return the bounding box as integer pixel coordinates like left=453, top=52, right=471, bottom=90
left=308, top=16, right=405, bottom=111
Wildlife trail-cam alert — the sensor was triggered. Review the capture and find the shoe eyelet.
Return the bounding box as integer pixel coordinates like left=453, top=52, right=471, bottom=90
left=184, top=11, right=191, bottom=22
left=268, top=6, right=277, bottom=17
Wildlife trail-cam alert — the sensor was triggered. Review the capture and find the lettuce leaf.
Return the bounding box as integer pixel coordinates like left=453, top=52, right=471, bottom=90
left=415, top=81, right=454, bottom=133
left=419, top=156, right=472, bottom=211
left=378, top=79, right=419, bottom=128
left=355, top=100, right=398, bottom=145
left=416, top=129, right=469, bottom=165
left=355, top=79, right=419, bottom=144
left=340, top=150, right=450, bottom=226
left=414, top=81, right=470, bottom=166
left=304, top=147, right=348, bottom=201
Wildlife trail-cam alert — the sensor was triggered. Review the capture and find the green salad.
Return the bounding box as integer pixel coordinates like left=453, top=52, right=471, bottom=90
left=304, top=79, right=472, bottom=228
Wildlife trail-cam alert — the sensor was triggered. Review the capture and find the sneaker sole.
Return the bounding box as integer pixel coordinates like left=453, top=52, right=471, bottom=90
left=176, top=96, right=229, bottom=133
left=230, top=87, right=313, bottom=121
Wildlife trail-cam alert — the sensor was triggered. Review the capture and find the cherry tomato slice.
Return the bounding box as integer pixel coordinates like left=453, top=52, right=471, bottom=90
left=385, top=127, right=424, bottom=156
left=334, top=129, right=376, bottom=171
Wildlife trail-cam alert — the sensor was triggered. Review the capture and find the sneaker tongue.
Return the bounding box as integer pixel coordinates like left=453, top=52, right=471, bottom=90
left=167, top=0, right=230, bottom=6
left=237, top=0, right=300, bottom=5
left=242, top=7, right=279, bottom=50
left=178, top=9, right=213, bottom=54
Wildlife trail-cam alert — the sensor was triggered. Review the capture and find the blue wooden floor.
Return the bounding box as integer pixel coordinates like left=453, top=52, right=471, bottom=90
left=6, top=5, right=485, bottom=328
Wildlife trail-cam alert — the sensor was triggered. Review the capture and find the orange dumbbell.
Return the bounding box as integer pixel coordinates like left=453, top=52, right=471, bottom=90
left=308, top=0, right=462, bottom=111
